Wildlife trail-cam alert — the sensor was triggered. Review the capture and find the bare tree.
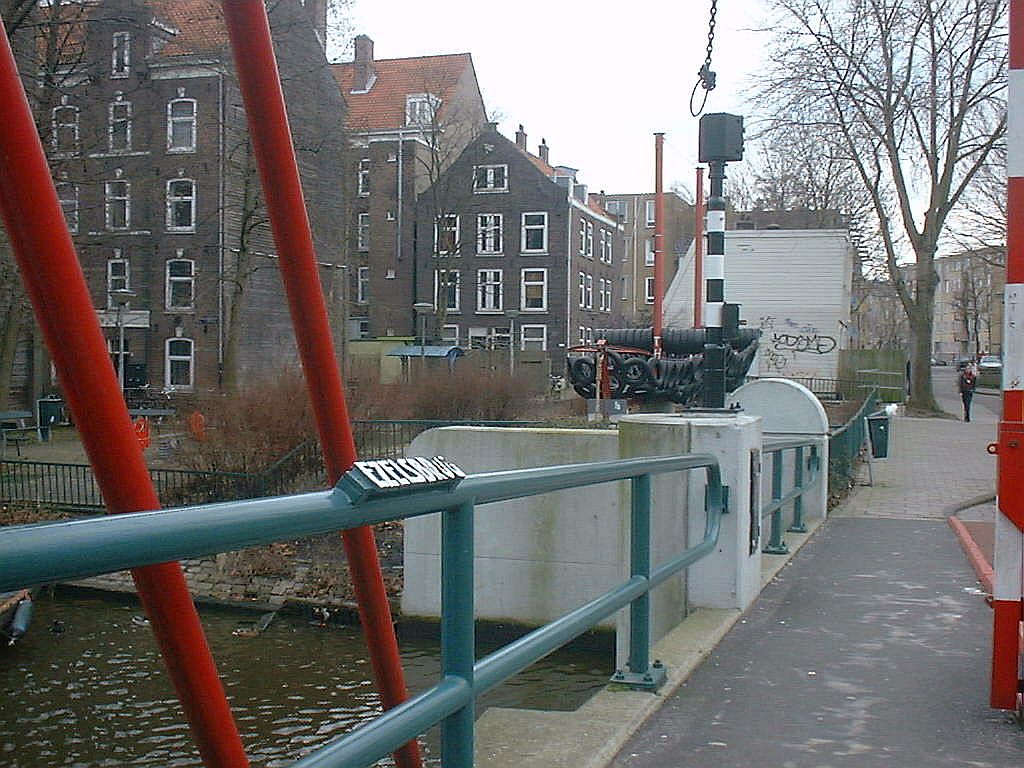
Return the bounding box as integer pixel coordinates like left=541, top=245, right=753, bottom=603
left=754, top=0, right=1007, bottom=411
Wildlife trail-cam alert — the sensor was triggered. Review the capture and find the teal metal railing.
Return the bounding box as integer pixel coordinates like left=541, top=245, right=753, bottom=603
left=827, top=388, right=879, bottom=495
left=759, top=438, right=822, bottom=555
left=0, top=452, right=725, bottom=768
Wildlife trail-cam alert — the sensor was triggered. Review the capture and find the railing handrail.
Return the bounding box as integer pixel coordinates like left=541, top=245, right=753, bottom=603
left=829, top=387, right=879, bottom=438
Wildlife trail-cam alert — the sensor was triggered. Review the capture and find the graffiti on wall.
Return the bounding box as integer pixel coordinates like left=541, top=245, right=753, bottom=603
left=758, top=316, right=838, bottom=372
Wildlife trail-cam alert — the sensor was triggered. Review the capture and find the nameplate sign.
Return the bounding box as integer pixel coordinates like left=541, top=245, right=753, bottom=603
left=338, top=456, right=466, bottom=502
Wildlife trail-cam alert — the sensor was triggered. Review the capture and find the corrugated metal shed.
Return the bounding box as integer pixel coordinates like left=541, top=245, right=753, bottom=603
left=665, top=230, right=854, bottom=379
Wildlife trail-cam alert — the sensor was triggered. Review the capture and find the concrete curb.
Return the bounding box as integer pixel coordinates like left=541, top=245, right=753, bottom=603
left=948, top=515, right=994, bottom=595
left=474, top=517, right=827, bottom=768
left=943, top=492, right=996, bottom=517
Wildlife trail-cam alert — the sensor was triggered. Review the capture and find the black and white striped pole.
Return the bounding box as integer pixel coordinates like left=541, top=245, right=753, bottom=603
left=698, top=113, right=744, bottom=408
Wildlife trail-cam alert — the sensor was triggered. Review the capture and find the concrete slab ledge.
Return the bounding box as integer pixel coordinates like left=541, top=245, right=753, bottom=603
left=474, top=516, right=827, bottom=768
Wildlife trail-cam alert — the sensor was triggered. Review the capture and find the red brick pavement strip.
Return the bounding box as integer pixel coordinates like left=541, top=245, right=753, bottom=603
left=949, top=515, right=994, bottom=596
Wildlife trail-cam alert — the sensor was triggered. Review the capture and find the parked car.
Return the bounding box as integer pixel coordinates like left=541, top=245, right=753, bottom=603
left=979, top=355, right=1002, bottom=372
left=954, top=355, right=974, bottom=370
left=930, top=357, right=948, bottom=366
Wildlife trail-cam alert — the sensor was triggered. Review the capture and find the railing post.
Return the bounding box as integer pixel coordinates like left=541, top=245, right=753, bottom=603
left=612, top=474, right=666, bottom=690
left=441, top=501, right=475, bottom=768
left=763, top=450, right=788, bottom=554
left=788, top=445, right=807, bottom=533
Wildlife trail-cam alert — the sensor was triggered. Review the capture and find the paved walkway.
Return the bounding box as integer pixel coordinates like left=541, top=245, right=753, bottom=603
left=610, top=381, right=1023, bottom=767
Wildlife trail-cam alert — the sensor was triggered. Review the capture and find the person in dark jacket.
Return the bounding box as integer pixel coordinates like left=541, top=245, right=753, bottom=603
left=958, top=363, right=978, bottom=422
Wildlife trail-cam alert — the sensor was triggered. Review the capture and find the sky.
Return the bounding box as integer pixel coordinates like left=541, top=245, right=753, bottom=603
left=346, top=0, right=773, bottom=197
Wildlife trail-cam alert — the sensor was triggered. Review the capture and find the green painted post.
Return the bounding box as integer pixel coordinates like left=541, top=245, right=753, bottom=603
left=441, top=501, right=475, bottom=768
left=763, top=450, right=788, bottom=554
left=629, top=474, right=651, bottom=676
left=788, top=445, right=807, bottom=533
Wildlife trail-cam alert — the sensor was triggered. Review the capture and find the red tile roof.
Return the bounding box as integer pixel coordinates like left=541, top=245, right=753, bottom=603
left=521, top=146, right=556, bottom=178
left=331, top=53, right=474, bottom=132
left=153, top=0, right=227, bottom=58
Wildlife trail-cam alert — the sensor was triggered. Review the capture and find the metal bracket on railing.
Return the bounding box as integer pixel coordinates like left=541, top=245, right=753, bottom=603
left=705, top=483, right=730, bottom=514
left=611, top=659, right=667, bottom=691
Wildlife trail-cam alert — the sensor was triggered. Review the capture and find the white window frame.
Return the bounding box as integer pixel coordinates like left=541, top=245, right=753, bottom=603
left=578, top=272, right=587, bottom=308
left=521, top=268, right=548, bottom=312
left=165, top=255, right=195, bottom=311
left=521, top=212, right=548, bottom=253
left=357, top=158, right=371, bottom=196
left=435, top=214, right=460, bottom=256
left=586, top=274, right=593, bottom=310
left=107, top=252, right=129, bottom=306
left=473, top=164, right=508, bottom=193
left=520, top=324, right=547, bottom=351
left=57, top=182, right=78, bottom=233
left=579, top=217, right=587, bottom=255
left=167, top=98, right=197, bottom=153
left=468, top=327, right=489, bottom=350
left=111, top=31, right=131, bottom=78
left=476, top=268, right=503, bottom=313
left=406, top=93, right=440, bottom=127
left=586, top=221, right=594, bottom=258
left=579, top=326, right=586, bottom=344
left=165, top=337, right=195, bottom=390
left=166, top=178, right=197, bottom=232
left=477, top=213, right=503, bottom=255
left=51, top=103, right=79, bottom=156
left=645, top=199, right=656, bottom=227
left=441, top=324, right=459, bottom=345
left=435, top=269, right=461, bottom=313
left=357, top=213, right=370, bottom=251
left=645, top=276, right=655, bottom=304
left=105, top=179, right=131, bottom=231
left=108, top=96, right=132, bottom=152
left=357, top=266, right=369, bottom=304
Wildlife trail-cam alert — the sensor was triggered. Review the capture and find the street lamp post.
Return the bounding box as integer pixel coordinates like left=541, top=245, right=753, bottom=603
left=413, top=302, right=434, bottom=374
left=506, top=309, right=520, bottom=376
left=110, top=288, right=136, bottom=395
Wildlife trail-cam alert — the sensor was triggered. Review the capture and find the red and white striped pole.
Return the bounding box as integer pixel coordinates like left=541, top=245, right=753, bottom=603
left=992, top=0, right=1024, bottom=711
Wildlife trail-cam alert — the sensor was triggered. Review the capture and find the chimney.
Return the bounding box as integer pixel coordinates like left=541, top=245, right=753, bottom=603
left=539, top=138, right=549, bottom=165
left=352, top=35, right=375, bottom=93
left=305, top=0, right=328, bottom=50
left=515, top=124, right=527, bottom=149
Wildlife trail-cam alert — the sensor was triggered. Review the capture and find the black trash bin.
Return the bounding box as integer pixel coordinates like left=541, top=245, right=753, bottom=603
left=866, top=411, right=890, bottom=459
left=36, top=397, right=64, bottom=442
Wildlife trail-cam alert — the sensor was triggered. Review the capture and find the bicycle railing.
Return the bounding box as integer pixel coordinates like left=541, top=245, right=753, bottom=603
left=0, top=451, right=726, bottom=768
left=759, top=437, right=823, bottom=555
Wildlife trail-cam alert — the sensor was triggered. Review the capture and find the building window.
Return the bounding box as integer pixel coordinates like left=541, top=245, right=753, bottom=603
left=600, top=230, right=613, bottom=264
left=357, top=213, right=370, bottom=251
left=473, top=164, right=508, bottom=193
left=435, top=270, right=461, bottom=312
left=586, top=327, right=594, bottom=344
left=586, top=274, right=593, bottom=309
left=166, top=255, right=195, bottom=311
left=477, top=214, right=503, bottom=255
left=645, top=276, right=655, bottom=304
left=167, top=98, right=197, bottom=152
left=521, top=268, right=548, bottom=312
left=108, top=95, right=132, bottom=152
left=57, top=182, right=78, bottom=233
left=107, top=252, right=129, bottom=304
left=579, top=326, right=586, bottom=345
left=406, top=93, right=440, bottom=127
left=357, top=266, right=369, bottom=304
left=165, top=337, right=194, bottom=390
left=600, top=278, right=612, bottom=312
left=439, top=324, right=459, bottom=345
left=435, top=214, right=460, bottom=256
left=579, top=218, right=586, bottom=255
left=357, top=158, right=370, bottom=196
left=477, top=269, right=503, bottom=312
left=586, top=221, right=594, bottom=258
left=645, top=238, right=655, bottom=266
left=645, top=199, right=656, bottom=227
left=51, top=99, right=79, bottom=156
left=105, top=178, right=130, bottom=230
left=578, top=272, right=586, bottom=308
left=166, top=178, right=196, bottom=232
left=521, top=212, right=548, bottom=253
left=520, top=324, right=547, bottom=351
left=111, top=31, right=131, bottom=77
left=621, top=275, right=629, bottom=299
left=605, top=199, right=627, bottom=221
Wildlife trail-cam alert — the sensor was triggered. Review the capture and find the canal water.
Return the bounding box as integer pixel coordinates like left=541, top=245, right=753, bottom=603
left=0, top=592, right=611, bottom=766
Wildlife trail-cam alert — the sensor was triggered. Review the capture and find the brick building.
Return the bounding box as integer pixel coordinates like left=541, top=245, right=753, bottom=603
left=414, top=123, right=625, bottom=356
left=5, top=0, right=345, bottom=406
left=593, top=192, right=694, bottom=327
left=331, top=36, right=487, bottom=340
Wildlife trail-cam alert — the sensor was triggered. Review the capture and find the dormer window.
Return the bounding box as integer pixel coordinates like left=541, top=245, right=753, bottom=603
left=112, top=32, right=131, bottom=77
left=473, top=165, right=508, bottom=193
left=406, top=93, right=440, bottom=127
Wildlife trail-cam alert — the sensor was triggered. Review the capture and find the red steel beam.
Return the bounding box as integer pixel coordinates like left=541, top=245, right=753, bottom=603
left=0, top=20, right=248, bottom=768
left=218, top=5, right=420, bottom=766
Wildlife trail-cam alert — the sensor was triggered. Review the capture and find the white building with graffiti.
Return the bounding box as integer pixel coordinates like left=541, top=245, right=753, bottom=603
left=665, top=229, right=855, bottom=380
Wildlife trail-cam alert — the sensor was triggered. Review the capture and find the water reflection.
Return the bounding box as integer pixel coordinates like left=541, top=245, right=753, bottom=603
left=0, top=593, right=611, bottom=766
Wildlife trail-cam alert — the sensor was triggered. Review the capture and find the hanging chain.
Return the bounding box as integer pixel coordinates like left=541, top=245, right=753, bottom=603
left=690, top=0, right=719, bottom=117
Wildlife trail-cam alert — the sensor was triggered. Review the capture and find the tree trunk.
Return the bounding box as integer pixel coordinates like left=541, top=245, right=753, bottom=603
left=908, top=287, right=939, bottom=413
